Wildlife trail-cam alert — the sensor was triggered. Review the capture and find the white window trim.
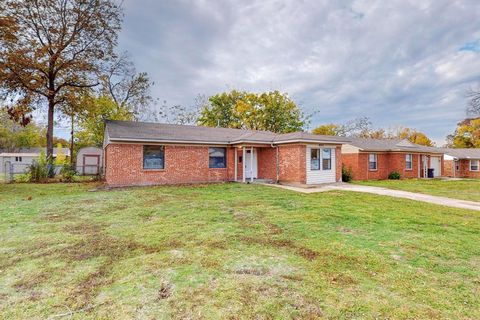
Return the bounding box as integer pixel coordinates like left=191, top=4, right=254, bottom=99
left=369, top=153, right=377, bottom=171
left=470, top=159, right=479, bottom=172
left=310, top=148, right=321, bottom=171
left=322, top=148, right=332, bottom=171
left=405, top=154, right=413, bottom=170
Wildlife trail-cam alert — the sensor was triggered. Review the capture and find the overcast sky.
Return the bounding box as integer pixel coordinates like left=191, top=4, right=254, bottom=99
left=77, top=0, right=480, bottom=144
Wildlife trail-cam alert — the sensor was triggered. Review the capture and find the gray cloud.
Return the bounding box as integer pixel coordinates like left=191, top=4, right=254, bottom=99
left=119, top=0, right=480, bottom=144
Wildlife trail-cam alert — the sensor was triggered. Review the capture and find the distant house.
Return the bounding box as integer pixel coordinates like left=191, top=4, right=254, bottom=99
left=0, top=148, right=70, bottom=174
left=76, top=147, right=103, bottom=175
left=103, top=120, right=350, bottom=187
left=341, top=138, right=444, bottom=180
left=442, top=148, right=480, bottom=179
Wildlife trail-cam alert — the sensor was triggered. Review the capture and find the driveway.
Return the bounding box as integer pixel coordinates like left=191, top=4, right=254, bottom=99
left=265, top=183, right=480, bottom=211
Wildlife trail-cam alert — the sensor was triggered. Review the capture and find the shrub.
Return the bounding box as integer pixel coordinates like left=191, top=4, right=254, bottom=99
left=27, top=151, right=49, bottom=182
left=60, top=164, right=77, bottom=182
left=388, top=171, right=401, bottom=180
left=14, top=173, right=31, bottom=183
left=342, top=165, right=354, bottom=182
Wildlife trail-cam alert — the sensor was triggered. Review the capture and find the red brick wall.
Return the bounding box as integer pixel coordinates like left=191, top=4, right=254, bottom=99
left=278, top=144, right=306, bottom=183
left=342, top=152, right=429, bottom=180
left=105, top=144, right=235, bottom=186
left=387, top=153, right=421, bottom=178
left=342, top=153, right=361, bottom=180
left=457, top=159, right=480, bottom=178
left=335, top=146, right=342, bottom=182
left=444, top=160, right=454, bottom=177
left=257, top=147, right=277, bottom=180
left=106, top=143, right=347, bottom=186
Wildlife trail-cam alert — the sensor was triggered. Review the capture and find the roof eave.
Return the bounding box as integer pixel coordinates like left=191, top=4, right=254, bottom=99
left=273, top=139, right=349, bottom=145
left=109, top=137, right=230, bottom=145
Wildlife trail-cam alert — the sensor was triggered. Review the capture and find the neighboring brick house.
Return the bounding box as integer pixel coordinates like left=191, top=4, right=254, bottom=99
left=341, top=138, right=444, bottom=180
left=103, top=120, right=350, bottom=187
left=442, top=149, right=480, bottom=179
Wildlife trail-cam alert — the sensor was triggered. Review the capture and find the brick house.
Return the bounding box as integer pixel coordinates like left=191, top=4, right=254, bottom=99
left=442, top=149, right=480, bottom=178
left=341, top=138, right=444, bottom=180
left=103, top=120, right=350, bottom=187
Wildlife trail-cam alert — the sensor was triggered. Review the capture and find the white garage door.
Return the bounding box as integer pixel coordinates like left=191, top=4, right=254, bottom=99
left=306, top=146, right=336, bottom=184
left=430, top=156, right=441, bottom=177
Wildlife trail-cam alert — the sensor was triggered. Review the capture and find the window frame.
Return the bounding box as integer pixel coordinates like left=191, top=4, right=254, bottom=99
left=368, top=153, right=377, bottom=171
left=405, top=154, right=413, bottom=170
left=143, top=145, right=165, bottom=170
left=470, top=159, right=479, bottom=172
left=15, top=156, right=22, bottom=162
left=322, top=148, right=332, bottom=171
left=209, top=147, right=227, bottom=169
left=310, top=148, right=321, bottom=171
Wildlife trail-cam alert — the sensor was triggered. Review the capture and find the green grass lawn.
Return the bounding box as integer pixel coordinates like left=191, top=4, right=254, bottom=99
left=354, top=178, right=480, bottom=202
left=1, top=183, right=479, bottom=319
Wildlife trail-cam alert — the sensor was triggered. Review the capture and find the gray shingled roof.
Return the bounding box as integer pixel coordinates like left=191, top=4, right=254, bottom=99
left=105, top=120, right=351, bottom=145
left=347, top=138, right=443, bottom=153
left=440, top=148, right=480, bottom=159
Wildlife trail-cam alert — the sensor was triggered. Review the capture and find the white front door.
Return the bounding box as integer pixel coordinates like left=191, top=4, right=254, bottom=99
left=430, top=156, right=441, bottom=177
left=244, top=149, right=258, bottom=179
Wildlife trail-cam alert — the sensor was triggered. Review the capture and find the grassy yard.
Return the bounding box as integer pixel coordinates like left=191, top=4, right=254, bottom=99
left=1, top=183, right=479, bottom=319
left=354, top=178, right=480, bottom=202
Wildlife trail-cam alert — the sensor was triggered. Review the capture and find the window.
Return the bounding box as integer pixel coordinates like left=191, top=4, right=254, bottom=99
left=470, top=160, right=479, bottom=171
left=310, top=148, right=320, bottom=170
left=405, top=154, right=412, bottom=170
left=143, top=145, right=164, bottom=169
left=455, top=161, right=460, bottom=171
left=322, top=148, right=332, bottom=170
left=369, top=154, right=377, bottom=170
left=209, top=147, right=226, bottom=168
left=15, top=156, right=22, bottom=162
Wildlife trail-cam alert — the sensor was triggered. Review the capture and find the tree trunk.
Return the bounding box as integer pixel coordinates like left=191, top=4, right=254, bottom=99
left=46, top=97, right=55, bottom=161
left=70, top=113, right=74, bottom=165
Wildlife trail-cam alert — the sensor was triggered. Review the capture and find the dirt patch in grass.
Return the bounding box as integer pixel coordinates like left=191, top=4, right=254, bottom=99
left=337, top=226, right=357, bottom=234
left=203, top=239, right=228, bottom=250
left=280, top=274, right=304, bottom=281
left=40, top=212, right=74, bottom=222
left=67, top=264, right=114, bottom=309
left=266, top=222, right=284, bottom=235
left=157, top=282, right=173, bottom=300
left=63, top=236, right=142, bottom=261
left=13, top=271, right=50, bottom=291
left=328, top=272, right=358, bottom=285
left=240, top=236, right=319, bottom=261
left=59, top=222, right=184, bottom=309
left=234, top=266, right=270, bottom=276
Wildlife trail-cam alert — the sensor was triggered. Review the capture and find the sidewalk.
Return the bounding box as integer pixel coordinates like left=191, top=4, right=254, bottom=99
left=263, top=183, right=480, bottom=211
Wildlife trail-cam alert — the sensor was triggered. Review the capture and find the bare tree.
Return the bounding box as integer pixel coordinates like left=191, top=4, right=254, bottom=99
left=467, top=88, right=480, bottom=116
left=157, top=95, right=205, bottom=125
left=100, top=52, right=153, bottom=117
left=0, top=0, right=122, bottom=160
left=340, top=117, right=373, bottom=137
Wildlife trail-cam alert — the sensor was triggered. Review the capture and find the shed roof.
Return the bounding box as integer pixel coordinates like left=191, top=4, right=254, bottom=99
left=0, top=148, right=70, bottom=157
left=105, top=120, right=351, bottom=145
